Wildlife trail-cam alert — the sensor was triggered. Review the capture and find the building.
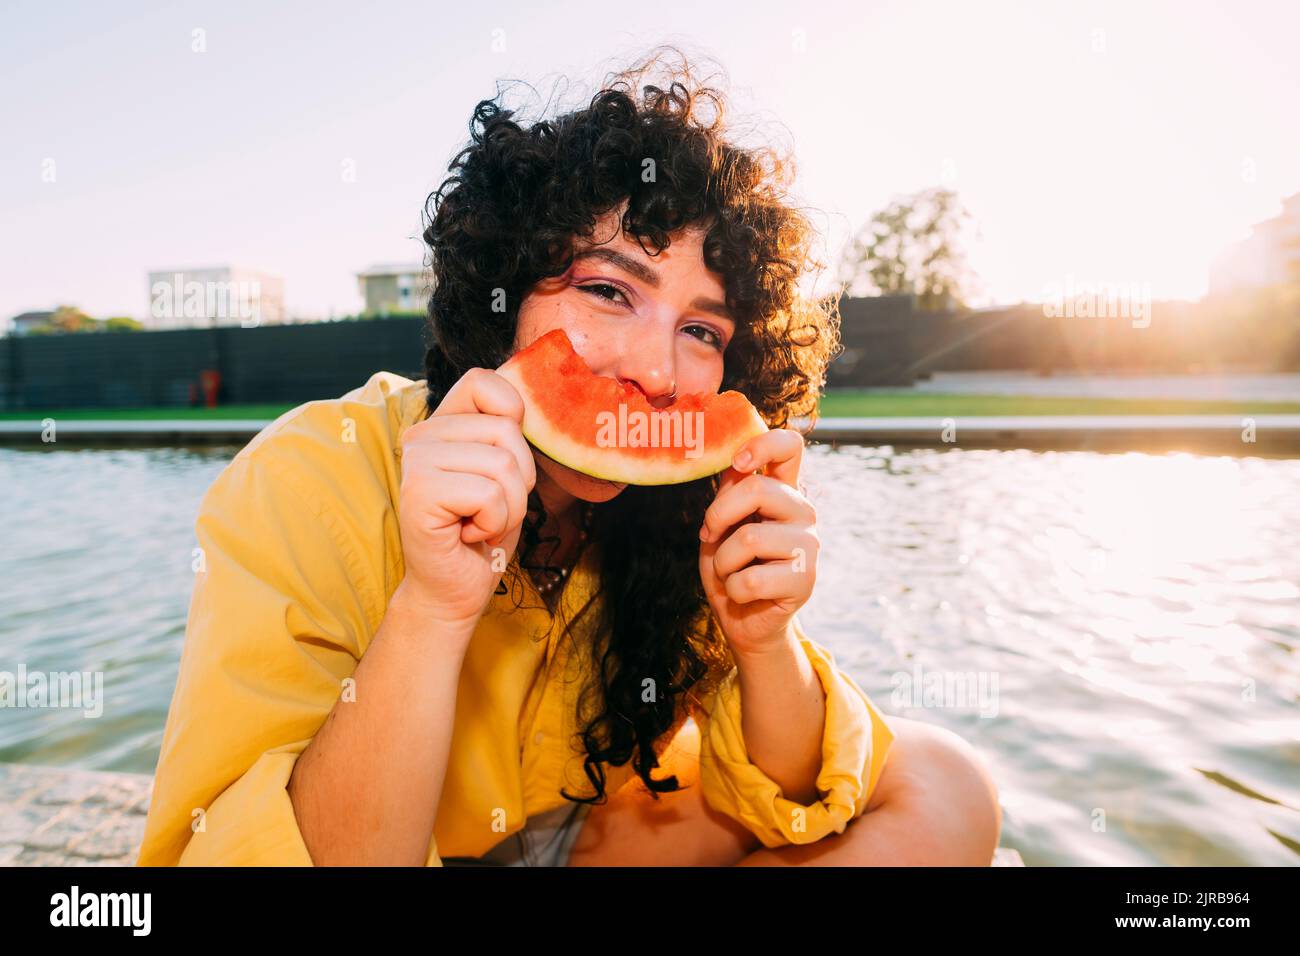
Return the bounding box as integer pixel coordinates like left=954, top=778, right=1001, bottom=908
left=1210, top=192, right=1300, bottom=296
left=145, top=266, right=286, bottom=330
left=357, top=263, right=430, bottom=317
left=8, top=311, right=56, bottom=336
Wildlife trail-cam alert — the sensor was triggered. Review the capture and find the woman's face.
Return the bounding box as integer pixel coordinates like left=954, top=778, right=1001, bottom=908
left=513, top=205, right=736, bottom=504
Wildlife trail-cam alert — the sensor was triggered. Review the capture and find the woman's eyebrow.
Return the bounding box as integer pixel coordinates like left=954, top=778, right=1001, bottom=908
left=571, top=247, right=734, bottom=325
left=572, top=247, right=661, bottom=286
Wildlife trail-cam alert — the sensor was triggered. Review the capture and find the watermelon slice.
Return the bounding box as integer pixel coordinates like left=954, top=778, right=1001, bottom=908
left=497, top=329, right=768, bottom=485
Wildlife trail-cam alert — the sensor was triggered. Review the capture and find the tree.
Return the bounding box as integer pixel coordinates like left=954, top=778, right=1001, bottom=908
left=839, top=186, right=976, bottom=311
left=48, top=305, right=98, bottom=333
left=104, top=316, right=143, bottom=332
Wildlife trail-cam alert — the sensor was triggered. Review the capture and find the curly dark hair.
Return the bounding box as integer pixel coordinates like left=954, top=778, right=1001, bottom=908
left=420, top=46, right=841, bottom=807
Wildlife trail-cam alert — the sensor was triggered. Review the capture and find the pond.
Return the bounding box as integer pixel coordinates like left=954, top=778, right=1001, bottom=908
left=1, top=443, right=1296, bottom=865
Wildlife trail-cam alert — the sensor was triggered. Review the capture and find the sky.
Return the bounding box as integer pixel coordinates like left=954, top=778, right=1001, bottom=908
left=2, top=0, right=1298, bottom=325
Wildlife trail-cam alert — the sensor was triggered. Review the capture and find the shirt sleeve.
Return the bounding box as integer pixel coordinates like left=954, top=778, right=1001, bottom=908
left=135, top=445, right=435, bottom=865
left=689, top=616, right=896, bottom=849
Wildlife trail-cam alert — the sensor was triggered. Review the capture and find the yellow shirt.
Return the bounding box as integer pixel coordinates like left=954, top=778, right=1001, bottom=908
left=136, top=371, right=896, bottom=866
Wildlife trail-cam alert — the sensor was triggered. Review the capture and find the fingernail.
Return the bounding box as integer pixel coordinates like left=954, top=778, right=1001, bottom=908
left=733, top=451, right=752, bottom=470
left=699, top=525, right=710, bottom=542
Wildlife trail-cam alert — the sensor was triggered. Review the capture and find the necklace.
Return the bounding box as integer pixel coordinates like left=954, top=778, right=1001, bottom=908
left=530, top=501, right=596, bottom=597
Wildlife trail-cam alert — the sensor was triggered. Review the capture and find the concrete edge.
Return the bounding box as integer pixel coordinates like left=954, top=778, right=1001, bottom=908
left=2, top=415, right=1298, bottom=455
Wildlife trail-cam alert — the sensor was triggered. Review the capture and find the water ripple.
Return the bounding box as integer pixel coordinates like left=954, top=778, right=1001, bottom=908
left=1, top=442, right=1297, bottom=864
left=802, top=443, right=1300, bottom=865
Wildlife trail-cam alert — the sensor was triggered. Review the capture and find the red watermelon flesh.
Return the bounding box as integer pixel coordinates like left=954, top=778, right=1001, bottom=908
left=497, top=329, right=768, bottom=486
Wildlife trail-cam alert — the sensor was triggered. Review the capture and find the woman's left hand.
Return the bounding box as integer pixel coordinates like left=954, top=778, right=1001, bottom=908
left=698, top=427, right=819, bottom=656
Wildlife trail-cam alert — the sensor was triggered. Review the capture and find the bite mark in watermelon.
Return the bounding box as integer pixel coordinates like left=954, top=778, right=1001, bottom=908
left=497, top=329, right=769, bottom=486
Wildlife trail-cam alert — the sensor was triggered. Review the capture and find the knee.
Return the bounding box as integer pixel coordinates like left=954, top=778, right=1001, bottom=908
left=870, top=718, right=1001, bottom=865
left=912, top=724, right=1002, bottom=863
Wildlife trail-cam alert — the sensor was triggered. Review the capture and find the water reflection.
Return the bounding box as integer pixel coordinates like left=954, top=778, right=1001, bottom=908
left=0, top=442, right=1297, bottom=865
left=0, top=447, right=238, bottom=773
left=802, top=445, right=1300, bottom=866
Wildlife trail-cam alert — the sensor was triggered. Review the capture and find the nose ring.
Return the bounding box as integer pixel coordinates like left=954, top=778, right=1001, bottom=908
left=618, top=377, right=677, bottom=401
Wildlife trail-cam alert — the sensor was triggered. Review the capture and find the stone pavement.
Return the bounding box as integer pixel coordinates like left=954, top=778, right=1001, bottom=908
left=0, top=762, right=1024, bottom=866
left=0, top=762, right=151, bottom=866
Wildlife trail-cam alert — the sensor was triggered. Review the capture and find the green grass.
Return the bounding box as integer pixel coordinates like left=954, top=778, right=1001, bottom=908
left=0, top=404, right=296, bottom=421
left=816, top=392, right=1300, bottom=418
left=4, top=394, right=1300, bottom=422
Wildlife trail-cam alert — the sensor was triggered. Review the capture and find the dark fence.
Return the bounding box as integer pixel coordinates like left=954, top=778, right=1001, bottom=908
left=4, top=296, right=1299, bottom=410
left=906, top=301, right=1300, bottom=377
left=826, top=296, right=916, bottom=386
left=837, top=295, right=1300, bottom=384
left=1, top=317, right=428, bottom=410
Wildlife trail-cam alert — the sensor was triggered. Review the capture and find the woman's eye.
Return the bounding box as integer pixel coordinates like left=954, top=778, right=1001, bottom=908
left=577, top=282, right=629, bottom=306
left=686, top=324, right=725, bottom=350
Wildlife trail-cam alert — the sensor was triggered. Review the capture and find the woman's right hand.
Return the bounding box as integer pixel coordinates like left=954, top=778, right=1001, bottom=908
left=394, top=367, right=538, bottom=636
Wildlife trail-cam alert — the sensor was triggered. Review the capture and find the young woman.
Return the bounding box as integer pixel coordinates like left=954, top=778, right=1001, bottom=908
left=137, top=49, right=1000, bottom=868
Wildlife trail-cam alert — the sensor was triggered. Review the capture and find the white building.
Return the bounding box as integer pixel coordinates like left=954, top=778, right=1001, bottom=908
left=8, top=311, right=56, bottom=336
left=1210, top=192, right=1300, bottom=296
left=357, top=263, right=430, bottom=317
left=146, top=266, right=286, bottom=330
